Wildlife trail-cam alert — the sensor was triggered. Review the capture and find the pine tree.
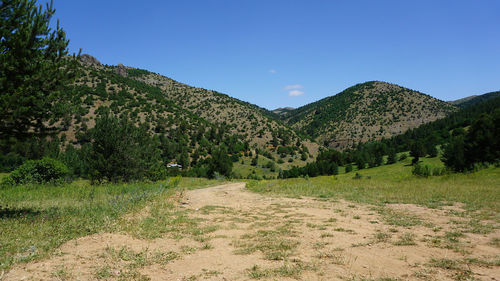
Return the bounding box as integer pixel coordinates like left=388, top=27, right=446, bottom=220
left=386, top=149, right=397, bottom=165
left=441, top=136, right=467, bottom=172
left=410, top=141, right=425, bottom=165
left=0, top=0, right=79, bottom=140
left=87, top=114, right=165, bottom=183
left=208, top=147, right=233, bottom=178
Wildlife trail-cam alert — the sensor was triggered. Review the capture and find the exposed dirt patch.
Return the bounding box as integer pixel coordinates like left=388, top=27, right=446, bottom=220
left=4, top=183, right=499, bottom=280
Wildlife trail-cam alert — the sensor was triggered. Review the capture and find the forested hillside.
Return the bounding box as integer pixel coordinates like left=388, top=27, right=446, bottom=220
left=280, top=94, right=500, bottom=178
left=0, top=55, right=318, bottom=178
left=281, top=81, right=456, bottom=149
left=448, top=91, right=500, bottom=108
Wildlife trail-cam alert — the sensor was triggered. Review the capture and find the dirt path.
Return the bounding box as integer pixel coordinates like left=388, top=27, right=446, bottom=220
left=4, top=183, right=500, bottom=280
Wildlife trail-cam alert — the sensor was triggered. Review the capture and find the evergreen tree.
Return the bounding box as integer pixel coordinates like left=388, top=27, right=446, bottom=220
left=178, top=151, right=190, bottom=169
left=355, top=156, right=365, bottom=170
left=87, top=114, right=165, bottom=183
left=345, top=163, right=353, bottom=173
left=208, top=147, right=232, bottom=178
left=386, top=149, right=397, bottom=165
left=441, top=136, right=467, bottom=172
left=0, top=0, right=79, bottom=140
left=410, top=141, right=425, bottom=165
left=464, top=113, right=497, bottom=165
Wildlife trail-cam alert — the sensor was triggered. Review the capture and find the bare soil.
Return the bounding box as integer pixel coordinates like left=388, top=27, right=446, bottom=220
left=4, top=183, right=499, bottom=280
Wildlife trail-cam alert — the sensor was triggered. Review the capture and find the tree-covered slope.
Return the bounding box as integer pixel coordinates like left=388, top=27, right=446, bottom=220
left=53, top=56, right=318, bottom=173
left=282, top=81, right=456, bottom=149
left=111, top=62, right=314, bottom=152
left=448, top=91, right=500, bottom=109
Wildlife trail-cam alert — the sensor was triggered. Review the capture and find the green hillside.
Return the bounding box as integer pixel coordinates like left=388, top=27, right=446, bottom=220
left=282, top=81, right=456, bottom=149
left=36, top=57, right=317, bottom=178
left=448, top=91, right=500, bottom=108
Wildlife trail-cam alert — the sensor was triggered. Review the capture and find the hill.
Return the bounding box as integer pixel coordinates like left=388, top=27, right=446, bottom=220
left=282, top=81, right=456, bottom=149
left=50, top=55, right=318, bottom=176
left=448, top=91, right=500, bottom=108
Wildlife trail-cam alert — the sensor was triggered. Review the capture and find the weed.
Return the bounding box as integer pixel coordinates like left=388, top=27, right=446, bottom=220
left=233, top=226, right=300, bottom=261
left=489, top=237, right=500, bottom=247
left=247, top=262, right=312, bottom=279
left=428, top=258, right=461, bottom=270
left=393, top=233, right=416, bottom=246
left=315, top=252, right=345, bottom=264
left=200, top=243, right=213, bottom=250
left=375, top=231, right=392, bottom=243
left=377, top=207, right=422, bottom=227
left=320, top=233, right=334, bottom=238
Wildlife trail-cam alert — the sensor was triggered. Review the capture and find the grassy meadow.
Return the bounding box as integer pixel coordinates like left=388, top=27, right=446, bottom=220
left=1, top=156, right=499, bottom=275
left=246, top=157, right=500, bottom=218
left=0, top=177, right=225, bottom=272
left=233, top=155, right=310, bottom=179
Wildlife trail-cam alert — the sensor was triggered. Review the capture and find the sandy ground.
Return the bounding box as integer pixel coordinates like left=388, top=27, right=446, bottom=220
left=4, top=182, right=500, bottom=281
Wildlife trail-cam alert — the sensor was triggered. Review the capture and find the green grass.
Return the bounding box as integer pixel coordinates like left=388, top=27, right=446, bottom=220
left=233, top=155, right=310, bottom=179
left=246, top=158, right=500, bottom=216
left=247, top=262, right=313, bottom=279
left=0, top=177, right=224, bottom=272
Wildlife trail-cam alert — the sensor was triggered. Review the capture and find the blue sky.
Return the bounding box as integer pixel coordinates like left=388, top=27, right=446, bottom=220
left=44, top=0, right=500, bottom=109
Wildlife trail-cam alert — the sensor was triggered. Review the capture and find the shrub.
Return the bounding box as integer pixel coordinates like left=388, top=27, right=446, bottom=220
left=3, top=157, right=70, bottom=185
left=412, top=163, right=431, bottom=177
left=432, top=167, right=446, bottom=176
left=399, top=153, right=408, bottom=161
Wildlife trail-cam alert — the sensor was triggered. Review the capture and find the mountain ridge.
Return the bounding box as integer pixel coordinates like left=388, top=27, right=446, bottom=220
left=68, top=55, right=460, bottom=153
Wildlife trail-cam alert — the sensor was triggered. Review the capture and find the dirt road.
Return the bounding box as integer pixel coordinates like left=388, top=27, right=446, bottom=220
left=4, top=182, right=499, bottom=280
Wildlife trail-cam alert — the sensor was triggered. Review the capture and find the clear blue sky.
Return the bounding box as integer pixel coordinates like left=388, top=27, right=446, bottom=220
left=44, top=0, right=500, bottom=109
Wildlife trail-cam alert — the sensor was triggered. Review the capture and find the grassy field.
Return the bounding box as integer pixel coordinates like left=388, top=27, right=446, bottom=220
left=233, top=155, right=311, bottom=179
left=246, top=157, right=500, bottom=219
left=0, top=177, right=225, bottom=272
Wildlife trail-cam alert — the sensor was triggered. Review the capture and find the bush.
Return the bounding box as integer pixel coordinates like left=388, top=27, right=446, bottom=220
left=399, top=153, right=408, bottom=161
left=412, top=163, right=432, bottom=177
left=2, top=157, right=70, bottom=185
left=432, top=167, right=446, bottom=176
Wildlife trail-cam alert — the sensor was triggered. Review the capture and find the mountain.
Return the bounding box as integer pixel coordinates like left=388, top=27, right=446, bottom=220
left=282, top=81, right=456, bottom=149
left=448, top=91, right=500, bottom=109
left=272, top=107, right=295, bottom=116
left=57, top=55, right=318, bottom=170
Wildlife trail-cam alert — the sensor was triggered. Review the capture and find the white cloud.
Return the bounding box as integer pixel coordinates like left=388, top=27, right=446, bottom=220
left=268, top=69, right=276, bottom=74
left=288, top=90, right=304, bottom=97
left=284, top=84, right=303, bottom=90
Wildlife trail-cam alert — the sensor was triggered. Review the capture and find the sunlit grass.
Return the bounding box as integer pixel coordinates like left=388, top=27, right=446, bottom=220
left=0, top=177, right=224, bottom=272
left=246, top=158, right=500, bottom=215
